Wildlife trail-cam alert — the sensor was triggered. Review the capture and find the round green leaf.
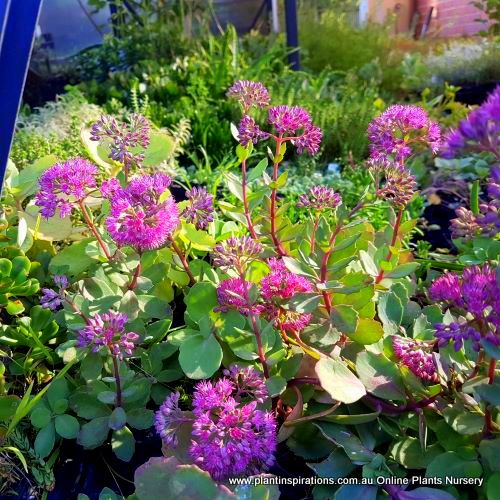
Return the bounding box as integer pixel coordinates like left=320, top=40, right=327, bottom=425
left=78, top=417, right=110, bottom=449
left=185, top=283, right=218, bottom=322
left=34, top=423, right=56, bottom=459
left=348, top=318, right=384, bottom=345
left=179, top=334, right=222, bottom=379
left=112, top=426, right=135, bottom=462
left=31, top=405, right=52, bottom=428
left=109, top=407, right=127, bottom=431
left=426, top=451, right=482, bottom=479
left=55, top=414, right=80, bottom=439
left=53, top=398, right=69, bottom=415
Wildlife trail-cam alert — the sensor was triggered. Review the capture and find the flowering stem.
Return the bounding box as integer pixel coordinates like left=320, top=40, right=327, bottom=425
left=237, top=266, right=269, bottom=378
left=484, top=357, right=496, bottom=435
left=127, top=255, right=142, bottom=290
left=270, top=137, right=287, bottom=257
left=170, top=239, right=195, bottom=285
left=320, top=201, right=365, bottom=314
left=249, top=314, right=270, bottom=379
left=78, top=200, right=112, bottom=260
left=112, top=355, right=122, bottom=407
left=310, top=215, right=320, bottom=253
left=241, top=159, right=258, bottom=239
left=375, top=208, right=404, bottom=284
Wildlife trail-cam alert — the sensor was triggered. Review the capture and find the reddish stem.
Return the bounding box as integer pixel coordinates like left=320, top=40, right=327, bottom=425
left=375, top=209, right=403, bottom=284
left=127, top=256, right=142, bottom=290
left=241, top=159, right=258, bottom=239
left=170, top=239, right=195, bottom=285
left=270, top=137, right=287, bottom=256
left=78, top=200, right=112, bottom=260
left=484, top=357, right=496, bottom=435
left=237, top=266, right=269, bottom=378
left=319, top=202, right=364, bottom=314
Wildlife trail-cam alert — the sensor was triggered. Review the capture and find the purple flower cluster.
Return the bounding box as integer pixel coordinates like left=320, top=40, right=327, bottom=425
left=214, top=258, right=314, bottom=332
left=40, top=275, right=69, bottom=311
left=215, top=277, right=264, bottom=316
left=238, top=115, right=269, bottom=146
left=104, top=173, right=179, bottom=252
left=223, top=365, right=268, bottom=403
left=77, top=311, right=140, bottom=358
left=368, top=160, right=417, bottom=209
left=434, top=323, right=481, bottom=352
left=261, top=259, right=313, bottom=333
left=154, top=367, right=276, bottom=481
left=451, top=166, right=500, bottom=240
left=430, top=265, right=500, bottom=348
left=367, top=105, right=441, bottom=162
left=154, top=392, right=190, bottom=447
left=90, top=114, right=150, bottom=170
left=297, top=186, right=342, bottom=211
left=442, top=86, right=500, bottom=159
left=228, top=81, right=322, bottom=155
left=212, top=236, right=263, bottom=271
left=392, top=337, right=437, bottom=382
left=268, top=105, right=322, bottom=155
left=35, top=158, right=98, bottom=218
left=181, top=186, right=214, bottom=230
left=227, top=80, right=271, bottom=112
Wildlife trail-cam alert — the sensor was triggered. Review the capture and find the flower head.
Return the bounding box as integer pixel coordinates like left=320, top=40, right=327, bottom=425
left=297, top=186, right=342, bottom=211
left=377, top=165, right=417, bottom=209
left=77, top=311, right=139, bottom=358
left=181, top=186, right=214, bottom=230
left=40, top=275, right=69, bottom=311
left=368, top=105, right=441, bottom=161
left=442, top=86, right=499, bottom=159
left=35, top=158, right=98, bottom=218
left=215, top=278, right=263, bottom=316
left=294, top=125, right=322, bottom=155
left=451, top=207, right=481, bottom=240
left=154, top=392, right=191, bottom=447
left=105, top=173, right=179, bottom=251
left=392, top=337, right=437, bottom=382
left=212, top=236, right=262, bottom=271
left=190, top=378, right=276, bottom=481
left=268, top=105, right=312, bottom=135
left=223, top=365, right=268, bottom=403
left=155, top=372, right=277, bottom=481
left=430, top=265, right=500, bottom=348
left=227, top=80, right=270, bottom=112
left=238, top=115, right=269, bottom=146
left=90, top=114, right=150, bottom=170
left=261, top=259, right=313, bottom=333
left=434, top=322, right=481, bottom=352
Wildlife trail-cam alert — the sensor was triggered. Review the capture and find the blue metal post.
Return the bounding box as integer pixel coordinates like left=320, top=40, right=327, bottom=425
left=0, top=0, right=43, bottom=189
left=284, top=0, right=299, bottom=70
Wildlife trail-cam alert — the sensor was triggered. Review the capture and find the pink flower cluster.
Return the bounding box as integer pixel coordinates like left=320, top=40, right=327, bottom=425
left=154, top=366, right=276, bottom=481
left=77, top=311, right=140, bottom=358
left=181, top=186, right=214, bottom=230
left=297, top=186, right=342, bottom=211
left=392, top=337, right=437, bottom=382
left=229, top=80, right=322, bottom=156
left=104, top=173, right=179, bottom=252
left=214, top=257, right=314, bottom=334
left=227, top=80, right=270, bottom=112
left=90, top=114, right=150, bottom=170
left=36, top=158, right=98, bottom=218
left=367, top=105, right=441, bottom=162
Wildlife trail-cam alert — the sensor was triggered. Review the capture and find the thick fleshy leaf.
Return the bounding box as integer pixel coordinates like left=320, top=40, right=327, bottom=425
left=315, top=357, right=366, bottom=404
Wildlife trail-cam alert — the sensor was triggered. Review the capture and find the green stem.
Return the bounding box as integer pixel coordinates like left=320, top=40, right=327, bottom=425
left=112, top=355, right=122, bottom=408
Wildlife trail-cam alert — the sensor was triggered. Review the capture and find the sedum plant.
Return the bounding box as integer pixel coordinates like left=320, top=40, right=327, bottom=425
left=20, top=80, right=499, bottom=498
